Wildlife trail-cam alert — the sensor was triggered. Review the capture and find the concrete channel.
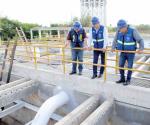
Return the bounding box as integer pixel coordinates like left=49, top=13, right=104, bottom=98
left=0, top=62, right=149, bottom=125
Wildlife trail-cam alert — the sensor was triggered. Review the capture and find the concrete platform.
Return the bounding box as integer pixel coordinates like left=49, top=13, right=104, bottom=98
left=0, top=62, right=149, bottom=125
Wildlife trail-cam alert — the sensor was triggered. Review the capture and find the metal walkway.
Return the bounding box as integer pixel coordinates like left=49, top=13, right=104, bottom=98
left=106, top=73, right=150, bottom=88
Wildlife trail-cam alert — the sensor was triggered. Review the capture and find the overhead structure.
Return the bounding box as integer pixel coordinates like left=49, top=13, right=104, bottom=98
left=80, top=0, right=107, bottom=25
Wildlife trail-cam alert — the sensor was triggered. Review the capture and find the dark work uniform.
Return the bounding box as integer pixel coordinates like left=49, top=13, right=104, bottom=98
left=91, top=26, right=105, bottom=76
left=67, top=28, right=87, bottom=73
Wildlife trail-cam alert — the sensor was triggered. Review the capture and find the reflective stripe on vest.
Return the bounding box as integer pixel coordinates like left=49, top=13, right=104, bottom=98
left=93, top=39, right=104, bottom=42
left=117, top=40, right=136, bottom=45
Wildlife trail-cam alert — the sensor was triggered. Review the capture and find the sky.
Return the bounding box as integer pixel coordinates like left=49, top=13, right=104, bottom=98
left=0, top=0, right=150, bottom=26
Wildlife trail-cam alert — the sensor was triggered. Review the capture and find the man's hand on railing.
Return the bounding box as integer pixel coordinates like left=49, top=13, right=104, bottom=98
left=102, top=48, right=106, bottom=53
left=64, top=42, right=69, bottom=48
left=137, top=50, right=144, bottom=54
left=111, top=49, right=115, bottom=53
left=83, top=46, right=89, bottom=50
left=87, top=47, right=93, bottom=51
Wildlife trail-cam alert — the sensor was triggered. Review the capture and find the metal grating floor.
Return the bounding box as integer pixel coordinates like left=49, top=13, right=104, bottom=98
left=107, top=73, right=150, bottom=88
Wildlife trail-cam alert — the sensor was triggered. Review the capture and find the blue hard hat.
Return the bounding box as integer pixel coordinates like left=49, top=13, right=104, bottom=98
left=92, top=17, right=100, bottom=25
left=117, top=19, right=127, bottom=30
left=73, top=21, right=82, bottom=30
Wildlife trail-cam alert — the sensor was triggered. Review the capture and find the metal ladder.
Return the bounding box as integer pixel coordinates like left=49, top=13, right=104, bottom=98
left=16, top=27, right=33, bottom=60
left=16, top=27, right=28, bottom=42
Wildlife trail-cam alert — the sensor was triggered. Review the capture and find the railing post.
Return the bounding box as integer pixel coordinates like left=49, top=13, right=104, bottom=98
left=0, top=38, right=2, bottom=46
left=115, top=51, right=119, bottom=74
left=104, top=50, right=107, bottom=82
left=33, top=46, right=37, bottom=69
left=46, top=42, right=50, bottom=65
left=62, top=47, right=66, bottom=74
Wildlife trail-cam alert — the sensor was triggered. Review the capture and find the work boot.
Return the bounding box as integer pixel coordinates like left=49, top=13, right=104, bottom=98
left=78, top=71, right=82, bottom=76
left=123, top=80, right=131, bottom=86
left=91, top=75, right=97, bottom=79
left=98, top=74, right=102, bottom=78
left=116, top=79, right=125, bottom=84
left=69, top=72, right=76, bottom=75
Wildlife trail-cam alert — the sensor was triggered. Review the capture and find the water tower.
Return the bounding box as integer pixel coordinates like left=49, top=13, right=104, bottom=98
left=80, top=0, right=107, bottom=25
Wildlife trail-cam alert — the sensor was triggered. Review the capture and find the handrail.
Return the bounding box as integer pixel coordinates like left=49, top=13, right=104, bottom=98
left=0, top=42, right=150, bottom=82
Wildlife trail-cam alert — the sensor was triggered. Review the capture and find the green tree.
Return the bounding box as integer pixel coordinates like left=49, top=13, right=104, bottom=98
left=69, top=15, right=92, bottom=27
left=0, top=17, right=39, bottom=40
left=135, top=24, right=150, bottom=34
left=80, top=14, right=92, bottom=27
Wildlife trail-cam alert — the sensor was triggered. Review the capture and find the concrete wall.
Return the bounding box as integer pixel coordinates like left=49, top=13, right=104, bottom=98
left=111, top=101, right=150, bottom=125
left=3, top=63, right=150, bottom=125
left=11, top=64, right=150, bottom=109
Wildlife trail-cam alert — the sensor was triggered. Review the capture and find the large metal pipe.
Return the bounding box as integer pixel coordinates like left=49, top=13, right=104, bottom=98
left=133, top=56, right=146, bottom=69
left=133, top=57, right=150, bottom=77
left=31, top=91, right=69, bottom=125
left=80, top=99, right=114, bottom=125
left=55, top=95, right=100, bottom=125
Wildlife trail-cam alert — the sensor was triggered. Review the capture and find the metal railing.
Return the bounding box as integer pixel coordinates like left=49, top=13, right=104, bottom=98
left=0, top=41, right=150, bottom=82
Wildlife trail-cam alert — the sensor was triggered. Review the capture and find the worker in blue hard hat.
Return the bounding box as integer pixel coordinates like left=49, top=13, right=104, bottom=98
left=112, top=19, right=144, bottom=85
left=88, top=17, right=108, bottom=79
left=65, top=21, right=88, bottom=75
